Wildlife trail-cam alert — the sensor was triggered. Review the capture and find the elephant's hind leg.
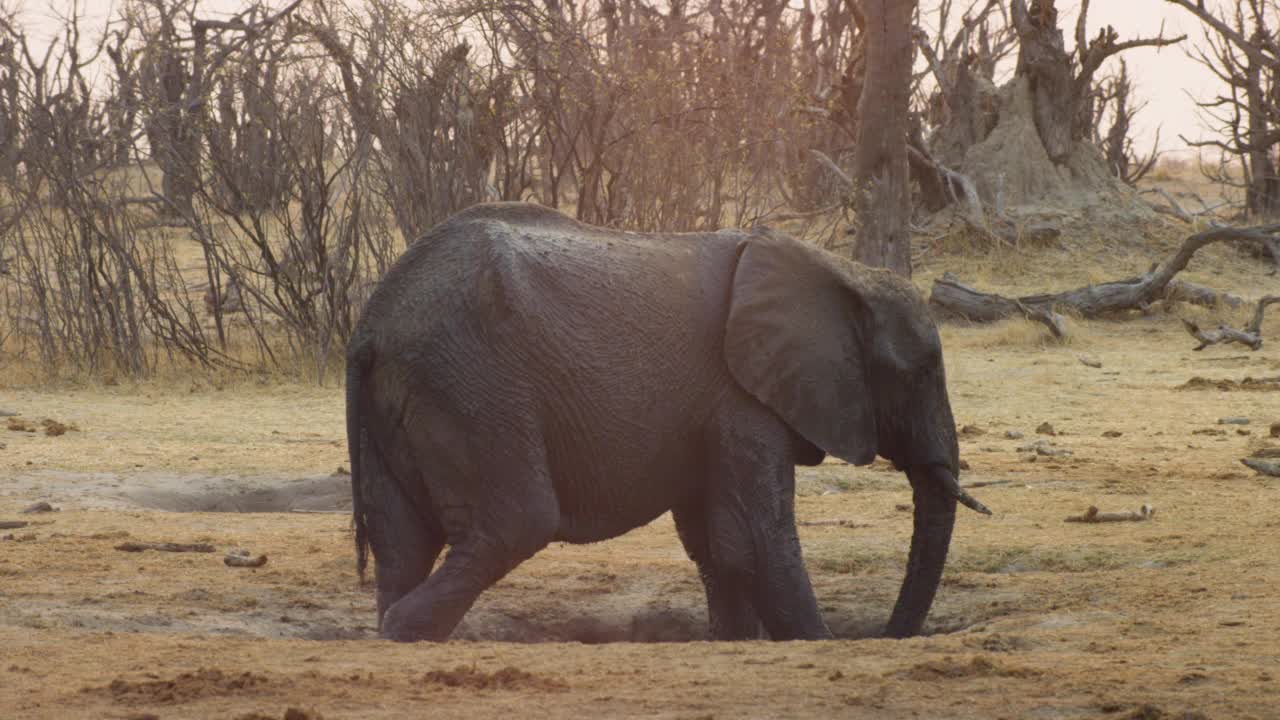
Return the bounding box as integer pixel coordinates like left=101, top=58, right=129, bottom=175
left=359, top=436, right=445, bottom=630
left=673, top=504, right=763, bottom=640
left=369, top=491, right=445, bottom=631
left=379, top=467, right=560, bottom=642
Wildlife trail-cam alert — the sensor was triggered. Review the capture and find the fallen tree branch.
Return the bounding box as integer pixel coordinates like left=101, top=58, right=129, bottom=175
left=930, top=273, right=1068, bottom=337
left=1241, top=458, right=1280, bottom=477
left=964, top=479, right=1016, bottom=489
left=1244, top=295, right=1280, bottom=334
left=1166, top=280, right=1243, bottom=309
left=1142, top=187, right=1194, bottom=223
left=797, top=519, right=865, bottom=528
left=931, top=224, right=1280, bottom=329
left=1016, top=300, right=1068, bottom=339
left=1064, top=505, right=1156, bottom=523
left=114, top=541, right=216, bottom=553
left=1179, top=294, right=1279, bottom=351
left=1182, top=319, right=1262, bottom=351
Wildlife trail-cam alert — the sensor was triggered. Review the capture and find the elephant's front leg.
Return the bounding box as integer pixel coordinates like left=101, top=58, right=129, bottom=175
left=673, top=504, right=763, bottom=640
left=708, top=405, right=833, bottom=641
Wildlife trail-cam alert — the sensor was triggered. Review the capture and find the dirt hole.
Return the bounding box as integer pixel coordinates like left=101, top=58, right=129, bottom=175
left=122, top=474, right=350, bottom=513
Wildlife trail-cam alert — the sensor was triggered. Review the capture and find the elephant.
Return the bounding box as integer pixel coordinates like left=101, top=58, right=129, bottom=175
left=345, top=202, right=989, bottom=643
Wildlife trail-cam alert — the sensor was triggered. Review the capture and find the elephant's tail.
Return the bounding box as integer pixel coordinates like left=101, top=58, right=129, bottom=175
left=346, top=341, right=374, bottom=583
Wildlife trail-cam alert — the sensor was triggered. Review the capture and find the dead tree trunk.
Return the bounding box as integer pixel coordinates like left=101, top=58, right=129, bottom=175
left=0, top=34, right=20, bottom=183
left=1095, top=59, right=1158, bottom=185
left=851, top=0, right=916, bottom=276
left=930, top=224, right=1280, bottom=325
left=138, top=9, right=200, bottom=217
left=1245, top=36, right=1280, bottom=216
left=1011, top=0, right=1074, bottom=162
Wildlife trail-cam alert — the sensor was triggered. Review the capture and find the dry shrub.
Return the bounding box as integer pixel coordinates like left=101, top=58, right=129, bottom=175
left=0, top=0, right=871, bottom=383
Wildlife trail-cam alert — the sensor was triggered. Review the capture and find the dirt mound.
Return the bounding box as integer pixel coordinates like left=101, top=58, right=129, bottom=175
left=895, top=655, right=1041, bottom=681
left=941, top=77, right=1157, bottom=238
left=89, top=668, right=272, bottom=705
left=421, top=666, right=568, bottom=692
left=1177, top=376, right=1280, bottom=392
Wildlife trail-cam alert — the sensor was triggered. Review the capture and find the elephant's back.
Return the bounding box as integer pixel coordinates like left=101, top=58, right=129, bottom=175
left=352, top=204, right=745, bottom=540
left=361, top=204, right=739, bottom=356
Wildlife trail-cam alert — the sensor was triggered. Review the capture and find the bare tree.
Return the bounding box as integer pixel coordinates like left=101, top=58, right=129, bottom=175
left=852, top=0, right=918, bottom=275
left=1092, top=59, right=1158, bottom=186
left=1011, top=0, right=1181, bottom=162
left=1167, top=0, right=1280, bottom=217
left=0, top=9, right=21, bottom=184
left=303, top=0, right=497, bottom=242
left=917, top=0, right=1014, bottom=162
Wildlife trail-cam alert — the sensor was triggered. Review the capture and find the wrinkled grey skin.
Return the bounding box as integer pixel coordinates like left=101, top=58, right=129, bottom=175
left=346, top=202, right=983, bottom=642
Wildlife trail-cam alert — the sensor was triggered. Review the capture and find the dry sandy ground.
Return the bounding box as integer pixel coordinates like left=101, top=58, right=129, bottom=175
left=3, top=255, right=1280, bottom=718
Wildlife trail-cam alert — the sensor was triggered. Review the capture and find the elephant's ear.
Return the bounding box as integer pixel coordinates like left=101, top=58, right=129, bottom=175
left=724, top=238, right=876, bottom=466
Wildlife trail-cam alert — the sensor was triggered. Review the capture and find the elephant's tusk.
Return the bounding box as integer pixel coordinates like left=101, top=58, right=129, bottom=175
left=955, top=488, right=993, bottom=515
left=939, top=471, right=993, bottom=515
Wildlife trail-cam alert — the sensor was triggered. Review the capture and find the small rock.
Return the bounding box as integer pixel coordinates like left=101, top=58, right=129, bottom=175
left=1018, top=439, right=1073, bottom=457
left=1218, top=417, right=1251, bottom=425
left=1102, top=430, right=1123, bottom=438
left=1036, top=422, right=1056, bottom=436
left=19, top=501, right=56, bottom=514
left=959, top=424, right=986, bottom=437
left=0, top=409, right=17, bottom=417
left=224, top=549, right=269, bottom=568
left=1192, top=428, right=1226, bottom=436
left=958, top=459, right=971, bottom=471
left=1004, top=430, right=1024, bottom=440
left=1237, top=428, right=1252, bottom=436
left=1270, top=421, right=1280, bottom=438
left=894, top=504, right=912, bottom=512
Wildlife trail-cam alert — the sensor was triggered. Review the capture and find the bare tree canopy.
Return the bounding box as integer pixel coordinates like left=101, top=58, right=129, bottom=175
left=1167, top=0, right=1280, bottom=218
left=8, top=0, right=1280, bottom=381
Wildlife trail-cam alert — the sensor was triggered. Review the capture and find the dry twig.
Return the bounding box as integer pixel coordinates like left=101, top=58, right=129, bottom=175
left=114, top=541, right=216, bottom=553
left=1064, top=505, right=1156, bottom=523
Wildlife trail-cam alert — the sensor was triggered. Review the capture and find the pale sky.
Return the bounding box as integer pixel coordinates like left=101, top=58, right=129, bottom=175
left=15, top=0, right=1234, bottom=158
left=1062, top=0, right=1230, bottom=158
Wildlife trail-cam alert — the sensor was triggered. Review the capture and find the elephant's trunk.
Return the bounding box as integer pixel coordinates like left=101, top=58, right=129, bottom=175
left=884, top=464, right=957, bottom=638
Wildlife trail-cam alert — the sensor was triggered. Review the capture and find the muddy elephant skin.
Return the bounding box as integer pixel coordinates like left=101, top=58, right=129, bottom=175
left=345, top=202, right=986, bottom=642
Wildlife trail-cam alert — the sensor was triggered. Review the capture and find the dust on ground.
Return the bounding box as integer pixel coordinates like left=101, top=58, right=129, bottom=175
left=3, top=246, right=1280, bottom=718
